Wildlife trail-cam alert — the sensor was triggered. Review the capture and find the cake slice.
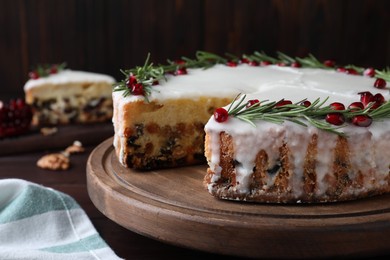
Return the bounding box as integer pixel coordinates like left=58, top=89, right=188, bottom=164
left=24, top=64, right=116, bottom=126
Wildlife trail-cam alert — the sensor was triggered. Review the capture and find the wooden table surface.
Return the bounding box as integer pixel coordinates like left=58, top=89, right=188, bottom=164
left=1, top=130, right=390, bottom=260
left=0, top=135, right=243, bottom=260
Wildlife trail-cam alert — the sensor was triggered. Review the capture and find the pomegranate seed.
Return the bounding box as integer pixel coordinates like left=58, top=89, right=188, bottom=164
left=260, top=61, right=272, bottom=66
left=126, top=75, right=137, bottom=87
left=348, top=102, right=364, bottom=111
left=49, top=66, right=58, bottom=74
left=275, top=100, right=292, bottom=107
left=131, top=83, right=144, bottom=95
left=301, top=100, right=311, bottom=107
left=240, top=58, right=250, bottom=64
left=329, top=102, right=345, bottom=111
left=277, top=62, right=286, bottom=67
left=337, top=67, right=347, bottom=73
left=291, top=62, right=301, bottom=68
left=175, top=59, right=186, bottom=65
left=346, top=68, right=359, bottom=75
left=226, top=61, right=238, bottom=67
left=326, top=113, right=345, bottom=125
left=214, top=108, right=229, bottom=123
left=248, top=61, right=259, bottom=66
left=174, top=67, right=187, bottom=75
left=152, top=80, right=159, bottom=85
left=363, top=67, right=375, bottom=77
left=370, top=93, right=386, bottom=109
left=374, top=78, right=387, bottom=89
left=29, top=71, right=40, bottom=79
left=246, top=99, right=260, bottom=108
left=352, top=115, right=373, bottom=127
left=358, top=91, right=374, bottom=107
left=324, top=60, right=335, bottom=67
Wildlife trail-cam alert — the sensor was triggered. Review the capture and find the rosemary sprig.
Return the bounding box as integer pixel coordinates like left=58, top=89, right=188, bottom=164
left=113, top=50, right=390, bottom=103
left=30, top=62, right=67, bottom=78
left=226, top=94, right=390, bottom=136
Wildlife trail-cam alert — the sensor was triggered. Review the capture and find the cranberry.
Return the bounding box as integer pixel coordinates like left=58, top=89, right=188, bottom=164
left=275, top=100, right=292, bottom=107
left=329, top=102, right=345, bottom=111
left=246, top=99, right=260, bottom=108
left=214, top=107, right=229, bottom=123
left=374, top=78, right=387, bottom=89
left=29, top=71, right=40, bottom=79
left=352, top=115, right=373, bottom=127
left=291, top=62, right=301, bottom=68
left=248, top=61, right=259, bottom=66
left=301, top=100, right=311, bottom=107
left=348, top=102, right=364, bottom=111
left=324, top=60, right=335, bottom=67
left=358, top=91, right=374, bottom=107
left=131, top=83, right=144, bottom=95
left=226, top=61, right=237, bottom=67
left=363, top=67, right=375, bottom=77
left=174, top=67, right=187, bottom=75
left=260, top=61, right=272, bottom=66
left=326, top=113, right=345, bottom=125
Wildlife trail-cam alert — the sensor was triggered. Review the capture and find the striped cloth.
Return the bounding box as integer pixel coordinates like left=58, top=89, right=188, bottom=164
left=0, top=179, right=122, bottom=260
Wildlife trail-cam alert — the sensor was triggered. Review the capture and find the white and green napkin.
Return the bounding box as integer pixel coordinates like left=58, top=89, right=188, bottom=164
left=0, top=178, right=122, bottom=260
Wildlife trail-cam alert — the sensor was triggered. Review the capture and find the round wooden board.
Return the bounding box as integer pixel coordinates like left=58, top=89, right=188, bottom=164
left=87, top=138, right=390, bottom=259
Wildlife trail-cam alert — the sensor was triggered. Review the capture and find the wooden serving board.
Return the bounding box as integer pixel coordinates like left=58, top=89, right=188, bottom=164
left=0, top=123, right=113, bottom=156
left=87, top=138, right=390, bottom=259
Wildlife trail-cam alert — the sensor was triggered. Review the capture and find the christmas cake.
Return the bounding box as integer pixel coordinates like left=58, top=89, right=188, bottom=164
left=24, top=63, right=116, bottom=126
left=112, top=51, right=390, bottom=203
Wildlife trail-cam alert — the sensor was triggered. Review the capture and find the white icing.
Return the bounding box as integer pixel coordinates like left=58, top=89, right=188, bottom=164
left=24, top=69, right=115, bottom=91
left=114, top=63, right=390, bottom=198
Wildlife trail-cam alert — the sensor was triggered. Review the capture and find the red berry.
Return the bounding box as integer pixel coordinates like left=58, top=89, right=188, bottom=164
left=348, top=102, right=364, bottom=111
left=374, top=78, right=387, bottom=89
left=275, top=100, right=292, bottom=107
left=277, top=62, right=286, bottom=67
left=246, top=99, right=260, bottom=108
left=329, top=102, right=345, bottom=111
left=174, top=67, right=187, bottom=75
left=358, top=91, right=374, bottom=107
left=326, top=113, right=345, bottom=125
left=29, top=71, right=40, bottom=79
left=301, top=100, right=311, bottom=107
left=363, top=67, right=375, bottom=77
left=260, top=61, right=272, bottom=66
left=352, top=115, right=373, bottom=127
left=126, top=75, right=137, bottom=86
left=131, top=83, right=144, bottom=95
left=291, top=61, right=301, bottom=68
left=248, top=61, right=259, bottom=66
left=324, top=60, right=335, bottom=67
left=214, top=108, right=229, bottom=123
left=226, top=61, right=237, bottom=67
left=175, top=59, right=186, bottom=65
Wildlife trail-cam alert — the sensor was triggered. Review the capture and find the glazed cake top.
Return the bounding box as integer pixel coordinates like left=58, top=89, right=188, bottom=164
left=113, top=64, right=389, bottom=107
left=24, top=69, right=116, bottom=91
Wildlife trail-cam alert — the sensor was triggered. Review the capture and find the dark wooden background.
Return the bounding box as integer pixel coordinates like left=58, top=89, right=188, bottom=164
left=0, top=0, right=389, bottom=99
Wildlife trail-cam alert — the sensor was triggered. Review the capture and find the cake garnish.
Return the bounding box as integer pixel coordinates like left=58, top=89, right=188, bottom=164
left=28, top=62, right=67, bottom=79
left=0, top=98, right=33, bottom=138
left=114, top=51, right=390, bottom=102
left=217, top=92, right=390, bottom=136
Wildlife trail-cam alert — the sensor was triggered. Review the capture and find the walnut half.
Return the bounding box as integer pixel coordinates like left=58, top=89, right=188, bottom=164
left=37, top=153, right=70, bottom=170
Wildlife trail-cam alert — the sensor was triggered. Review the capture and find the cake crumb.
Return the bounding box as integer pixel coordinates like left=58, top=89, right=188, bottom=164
left=40, top=127, right=58, bottom=136
left=37, top=153, right=70, bottom=170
